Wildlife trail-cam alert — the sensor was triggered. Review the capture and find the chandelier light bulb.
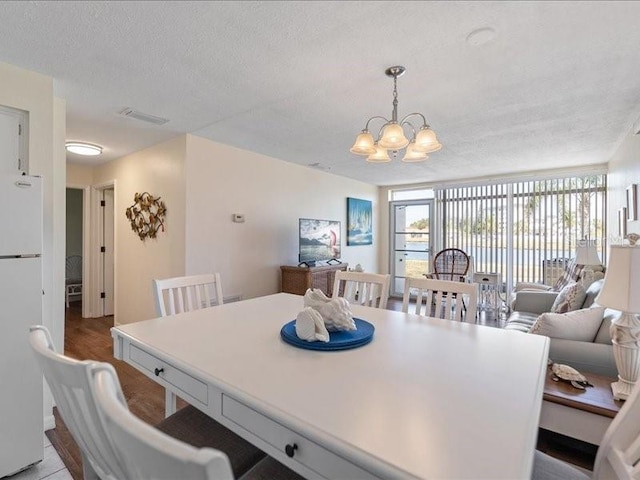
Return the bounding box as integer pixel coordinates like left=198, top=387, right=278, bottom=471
left=414, top=127, right=442, bottom=153
left=366, top=144, right=391, bottom=163
left=378, top=123, right=409, bottom=149
left=350, top=131, right=376, bottom=155
left=402, top=142, right=429, bottom=162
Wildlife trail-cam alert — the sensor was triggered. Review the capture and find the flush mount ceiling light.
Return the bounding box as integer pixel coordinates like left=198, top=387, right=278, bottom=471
left=350, top=66, right=441, bottom=163
left=65, top=142, right=103, bottom=156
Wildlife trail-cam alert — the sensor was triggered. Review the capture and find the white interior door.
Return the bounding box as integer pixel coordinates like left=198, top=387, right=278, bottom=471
left=102, top=188, right=114, bottom=316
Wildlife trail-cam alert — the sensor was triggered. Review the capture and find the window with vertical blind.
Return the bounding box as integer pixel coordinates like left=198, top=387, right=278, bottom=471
left=440, top=175, right=607, bottom=289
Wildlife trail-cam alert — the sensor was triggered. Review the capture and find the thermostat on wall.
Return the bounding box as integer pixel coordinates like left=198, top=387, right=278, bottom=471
left=232, top=213, right=245, bottom=223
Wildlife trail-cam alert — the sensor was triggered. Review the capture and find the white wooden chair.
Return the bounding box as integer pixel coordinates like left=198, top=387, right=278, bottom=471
left=332, top=271, right=390, bottom=309
left=153, top=273, right=224, bottom=317
left=28, top=325, right=126, bottom=480
left=92, top=365, right=234, bottom=480
left=402, top=277, right=478, bottom=323
left=30, top=326, right=270, bottom=479
left=153, top=273, right=225, bottom=416
left=532, top=378, right=640, bottom=480
left=92, top=366, right=304, bottom=480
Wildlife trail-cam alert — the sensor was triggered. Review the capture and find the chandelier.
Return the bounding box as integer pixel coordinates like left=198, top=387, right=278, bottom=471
left=350, top=66, right=441, bottom=163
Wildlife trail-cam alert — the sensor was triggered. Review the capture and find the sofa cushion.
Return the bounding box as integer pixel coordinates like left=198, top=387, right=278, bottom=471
left=552, top=259, right=584, bottom=291
left=529, top=307, right=605, bottom=341
left=551, top=282, right=586, bottom=313
left=582, top=279, right=604, bottom=309
left=593, top=309, right=616, bottom=345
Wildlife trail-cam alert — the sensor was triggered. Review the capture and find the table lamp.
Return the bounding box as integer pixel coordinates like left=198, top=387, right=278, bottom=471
left=595, top=244, right=640, bottom=400
left=575, top=239, right=603, bottom=287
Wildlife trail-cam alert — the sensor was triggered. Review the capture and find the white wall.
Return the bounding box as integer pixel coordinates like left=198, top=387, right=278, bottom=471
left=607, top=129, right=640, bottom=239
left=93, top=135, right=186, bottom=325
left=185, top=134, right=379, bottom=300
left=0, top=61, right=65, bottom=430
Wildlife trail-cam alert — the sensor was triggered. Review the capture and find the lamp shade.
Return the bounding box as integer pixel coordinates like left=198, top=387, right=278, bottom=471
left=366, top=144, right=391, bottom=163
left=414, top=127, right=442, bottom=153
left=350, top=131, right=376, bottom=155
left=575, top=241, right=602, bottom=266
left=595, top=245, right=640, bottom=312
left=401, top=141, right=428, bottom=162
left=378, top=123, right=409, bottom=149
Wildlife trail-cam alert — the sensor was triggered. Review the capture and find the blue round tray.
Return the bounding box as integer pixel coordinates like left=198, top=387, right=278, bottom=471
left=280, top=318, right=374, bottom=351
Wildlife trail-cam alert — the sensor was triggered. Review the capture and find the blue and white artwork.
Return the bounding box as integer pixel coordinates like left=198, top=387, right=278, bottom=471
left=347, top=197, right=372, bottom=246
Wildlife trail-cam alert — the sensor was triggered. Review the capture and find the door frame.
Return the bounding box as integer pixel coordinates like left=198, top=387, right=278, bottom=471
left=89, top=180, right=116, bottom=319
left=66, top=184, right=91, bottom=318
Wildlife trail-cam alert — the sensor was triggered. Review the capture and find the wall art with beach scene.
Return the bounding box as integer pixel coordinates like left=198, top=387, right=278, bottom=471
left=347, top=197, right=373, bottom=246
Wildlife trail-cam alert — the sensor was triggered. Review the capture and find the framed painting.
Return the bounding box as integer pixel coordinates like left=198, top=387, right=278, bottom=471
left=619, top=207, right=628, bottom=238
left=627, top=184, right=637, bottom=221
left=347, top=197, right=372, bottom=246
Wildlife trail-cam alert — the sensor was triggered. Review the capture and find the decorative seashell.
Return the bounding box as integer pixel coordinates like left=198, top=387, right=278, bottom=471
left=551, top=363, right=593, bottom=390
left=303, top=288, right=331, bottom=310
left=295, top=307, right=330, bottom=343
left=318, top=298, right=356, bottom=332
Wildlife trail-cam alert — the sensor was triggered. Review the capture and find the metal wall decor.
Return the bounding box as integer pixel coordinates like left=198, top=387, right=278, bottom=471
left=125, top=192, right=167, bottom=240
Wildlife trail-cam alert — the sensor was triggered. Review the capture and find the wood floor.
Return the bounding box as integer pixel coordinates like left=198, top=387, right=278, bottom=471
left=50, top=299, right=595, bottom=479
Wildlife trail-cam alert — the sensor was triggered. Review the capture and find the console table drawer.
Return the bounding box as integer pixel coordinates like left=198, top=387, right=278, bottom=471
left=129, top=344, right=208, bottom=405
left=222, top=394, right=376, bottom=479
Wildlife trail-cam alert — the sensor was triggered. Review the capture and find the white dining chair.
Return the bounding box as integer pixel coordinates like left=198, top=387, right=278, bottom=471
left=92, top=366, right=304, bottom=480
left=153, top=273, right=224, bottom=317
left=402, top=276, right=478, bottom=322
left=28, top=325, right=126, bottom=480
left=153, top=273, right=225, bottom=415
left=332, top=271, right=391, bottom=309
left=30, top=325, right=267, bottom=480
left=532, top=377, right=640, bottom=480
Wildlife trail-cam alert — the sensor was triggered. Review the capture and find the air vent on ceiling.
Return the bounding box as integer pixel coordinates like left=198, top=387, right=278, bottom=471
left=118, top=108, right=169, bottom=125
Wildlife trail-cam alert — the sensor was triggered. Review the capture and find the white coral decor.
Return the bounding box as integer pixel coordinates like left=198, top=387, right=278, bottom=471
left=303, top=288, right=331, bottom=310
left=295, top=307, right=330, bottom=343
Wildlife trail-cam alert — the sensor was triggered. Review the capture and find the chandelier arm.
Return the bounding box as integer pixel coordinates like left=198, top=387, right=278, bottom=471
left=364, top=115, right=391, bottom=133
left=399, top=121, right=417, bottom=138
left=400, top=112, right=429, bottom=128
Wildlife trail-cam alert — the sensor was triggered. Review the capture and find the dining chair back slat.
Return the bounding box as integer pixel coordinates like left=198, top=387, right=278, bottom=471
left=332, top=271, right=390, bottom=309
left=28, top=326, right=125, bottom=480
left=154, top=274, right=223, bottom=317
left=402, top=277, right=478, bottom=322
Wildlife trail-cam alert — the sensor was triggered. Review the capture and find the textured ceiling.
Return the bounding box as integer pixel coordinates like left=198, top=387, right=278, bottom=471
left=1, top=1, right=639, bottom=186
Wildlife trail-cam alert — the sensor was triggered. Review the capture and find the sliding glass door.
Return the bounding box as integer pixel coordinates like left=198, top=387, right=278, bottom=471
left=390, top=199, right=433, bottom=297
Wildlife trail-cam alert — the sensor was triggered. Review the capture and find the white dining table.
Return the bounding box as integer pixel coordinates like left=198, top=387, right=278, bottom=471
left=111, top=293, right=549, bottom=479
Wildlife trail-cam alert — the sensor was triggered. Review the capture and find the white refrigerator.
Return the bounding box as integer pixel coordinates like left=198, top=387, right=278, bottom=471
left=0, top=174, right=44, bottom=476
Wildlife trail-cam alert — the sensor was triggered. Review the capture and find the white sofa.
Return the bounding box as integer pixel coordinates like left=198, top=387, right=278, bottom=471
left=504, top=279, right=617, bottom=377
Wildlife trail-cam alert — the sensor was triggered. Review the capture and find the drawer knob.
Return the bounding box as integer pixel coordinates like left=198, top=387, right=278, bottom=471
left=285, top=443, right=298, bottom=458
left=154, top=367, right=164, bottom=376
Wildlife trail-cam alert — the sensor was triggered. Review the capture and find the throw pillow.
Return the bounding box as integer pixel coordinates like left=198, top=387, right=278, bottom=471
left=552, top=259, right=585, bottom=292
left=551, top=282, right=586, bottom=313
left=529, top=307, right=605, bottom=341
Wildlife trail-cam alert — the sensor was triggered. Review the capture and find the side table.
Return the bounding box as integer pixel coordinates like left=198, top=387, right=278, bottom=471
left=472, top=272, right=502, bottom=311
left=539, top=366, right=622, bottom=446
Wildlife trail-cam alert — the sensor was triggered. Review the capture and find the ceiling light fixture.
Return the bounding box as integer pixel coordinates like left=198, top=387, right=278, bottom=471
left=350, top=66, right=441, bottom=163
left=65, top=142, right=103, bottom=156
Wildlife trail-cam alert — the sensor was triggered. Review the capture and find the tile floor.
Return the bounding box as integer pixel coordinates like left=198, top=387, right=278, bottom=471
left=9, top=435, right=71, bottom=480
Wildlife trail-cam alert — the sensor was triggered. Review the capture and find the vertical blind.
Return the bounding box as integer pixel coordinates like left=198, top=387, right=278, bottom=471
left=440, top=175, right=607, bottom=288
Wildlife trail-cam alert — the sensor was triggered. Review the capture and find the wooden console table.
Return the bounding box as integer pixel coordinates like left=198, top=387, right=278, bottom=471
left=280, top=263, right=347, bottom=296
left=539, top=366, right=622, bottom=445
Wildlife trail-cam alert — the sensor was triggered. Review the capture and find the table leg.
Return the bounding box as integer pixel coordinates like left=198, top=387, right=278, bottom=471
left=165, top=389, right=177, bottom=417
